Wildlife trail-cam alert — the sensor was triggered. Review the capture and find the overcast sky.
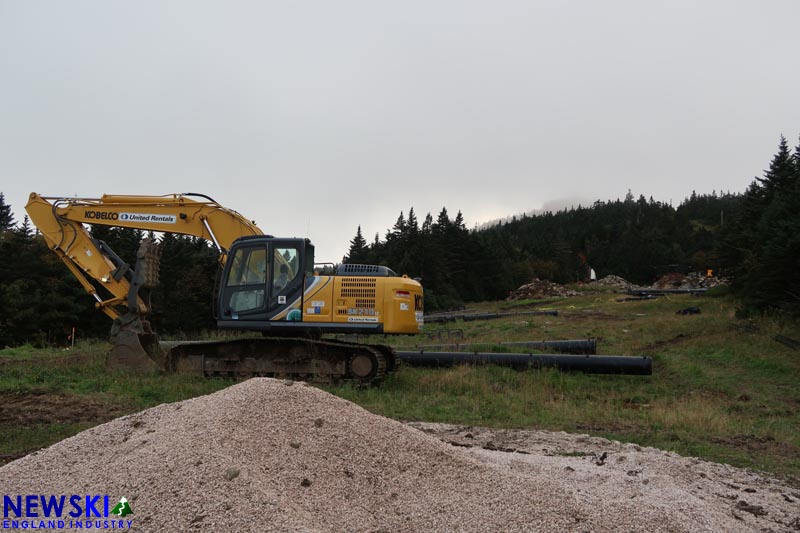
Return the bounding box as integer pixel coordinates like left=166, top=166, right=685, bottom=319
left=1, top=1, right=798, bottom=262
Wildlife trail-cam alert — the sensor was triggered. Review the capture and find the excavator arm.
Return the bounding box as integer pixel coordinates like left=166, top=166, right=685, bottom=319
left=25, top=192, right=262, bottom=320
left=25, top=192, right=265, bottom=372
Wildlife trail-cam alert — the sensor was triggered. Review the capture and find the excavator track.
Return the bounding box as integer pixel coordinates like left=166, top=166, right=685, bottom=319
left=159, top=337, right=397, bottom=385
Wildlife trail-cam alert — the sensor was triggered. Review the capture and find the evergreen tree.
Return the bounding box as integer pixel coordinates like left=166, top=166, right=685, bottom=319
left=721, top=136, right=800, bottom=314
left=434, top=207, right=450, bottom=233
left=17, top=215, right=33, bottom=239
left=0, top=193, right=15, bottom=231
left=758, top=136, right=794, bottom=198
left=453, top=210, right=465, bottom=230
left=407, top=208, right=419, bottom=235
left=389, top=211, right=406, bottom=240
left=421, top=213, right=433, bottom=234
left=346, top=226, right=369, bottom=263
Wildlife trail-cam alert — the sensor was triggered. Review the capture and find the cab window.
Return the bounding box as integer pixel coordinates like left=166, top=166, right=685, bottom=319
left=272, top=247, right=299, bottom=293
left=226, top=246, right=266, bottom=312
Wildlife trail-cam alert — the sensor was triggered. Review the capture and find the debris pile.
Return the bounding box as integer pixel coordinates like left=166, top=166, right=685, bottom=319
left=0, top=378, right=789, bottom=532
left=653, top=272, right=691, bottom=288
left=654, top=272, right=729, bottom=290
left=506, top=278, right=578, bottom=300
left=593, top=275, right=641, bottom=290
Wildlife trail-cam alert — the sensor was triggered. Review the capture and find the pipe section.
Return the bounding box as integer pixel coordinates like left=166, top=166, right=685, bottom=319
left=425, top=310, right=558, bottom=323
left=396, top=351, right=652, bottom=375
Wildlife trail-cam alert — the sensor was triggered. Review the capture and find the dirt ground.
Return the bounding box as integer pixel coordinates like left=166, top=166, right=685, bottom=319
left=0, top=391, right=127, bottom=464
left=0, top=391, right=124, bottom=426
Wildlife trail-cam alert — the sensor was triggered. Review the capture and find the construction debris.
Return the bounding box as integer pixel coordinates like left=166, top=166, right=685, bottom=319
left=506, top=272, right=728, bottom=303
left=506, top=279, right=578, bottom=300
left=653, top=272, right=729, bottom=290
left=594, top=275, right=641, bottom=290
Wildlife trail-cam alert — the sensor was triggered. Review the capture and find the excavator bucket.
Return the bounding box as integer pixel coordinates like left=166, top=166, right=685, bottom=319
left=105, top=239, right=166, bottom=373
left=106, top=314, right=164, bottom=373
left=107, top=330, right=163, bottom=373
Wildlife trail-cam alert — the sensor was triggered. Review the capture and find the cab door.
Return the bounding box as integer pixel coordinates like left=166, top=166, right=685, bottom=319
left=220, top=244, right=269, bottom=320
left=266, top=241, right=304, bottom=320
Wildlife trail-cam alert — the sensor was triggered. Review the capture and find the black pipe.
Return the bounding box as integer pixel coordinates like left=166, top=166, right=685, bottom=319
left=396, top=351, right=652, bottom=375
left=626, top=289, right=706, bottom=295
left=425, top=310, right=559, bottom=323
left=410, top=339, right=596, bottom=354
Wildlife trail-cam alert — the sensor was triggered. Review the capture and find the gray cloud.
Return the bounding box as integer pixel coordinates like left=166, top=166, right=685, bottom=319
left=1, top=0, right=798, bottom=261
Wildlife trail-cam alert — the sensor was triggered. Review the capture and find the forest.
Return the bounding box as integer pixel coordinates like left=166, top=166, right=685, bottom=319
left=1, top=136, right=798, bottom=346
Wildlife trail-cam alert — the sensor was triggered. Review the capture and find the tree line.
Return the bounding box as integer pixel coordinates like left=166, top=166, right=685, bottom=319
left=347, top=136, right=798, bottom=313
left=346, top=191, right=742, bottom=309
left=0, top=135, right=797, bottom=346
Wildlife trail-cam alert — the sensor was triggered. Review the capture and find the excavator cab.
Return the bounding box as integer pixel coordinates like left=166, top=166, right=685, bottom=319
left=218, top=236, right=424, bottom=337
left=218, top=236, right=311, bottom=327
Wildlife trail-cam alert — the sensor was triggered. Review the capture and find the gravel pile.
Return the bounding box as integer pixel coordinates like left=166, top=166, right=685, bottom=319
left=507, top=278, right=578, bottom=300
left=411, top=423, right=800, bottom=533
left=1, top=379, right=795, bottom=532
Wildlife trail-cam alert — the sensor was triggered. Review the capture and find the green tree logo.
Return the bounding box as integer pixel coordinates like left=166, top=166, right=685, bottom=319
left=111, top=497, right=133, bottom=517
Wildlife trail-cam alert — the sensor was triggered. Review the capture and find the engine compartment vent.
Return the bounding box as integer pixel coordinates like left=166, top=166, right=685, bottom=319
left=340, top=277, right=377, bottom=299
left=337, top=264, right=397, bottom=277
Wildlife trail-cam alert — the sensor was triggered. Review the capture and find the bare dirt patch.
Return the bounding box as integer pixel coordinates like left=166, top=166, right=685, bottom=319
left=0, top=391, right=125, bottom=426
left=710, top=434, right=800, bottom=467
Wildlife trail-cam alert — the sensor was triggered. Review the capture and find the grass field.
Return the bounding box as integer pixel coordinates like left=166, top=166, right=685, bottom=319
left=1, top=289, right=799, bottom=483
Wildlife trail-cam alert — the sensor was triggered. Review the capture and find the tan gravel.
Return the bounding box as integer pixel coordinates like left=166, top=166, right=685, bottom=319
left=1, top=378, right=798, bottom=532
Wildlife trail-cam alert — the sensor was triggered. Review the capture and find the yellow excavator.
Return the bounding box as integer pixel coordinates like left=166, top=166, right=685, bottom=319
left=25, top=192, right=424, bottom=383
